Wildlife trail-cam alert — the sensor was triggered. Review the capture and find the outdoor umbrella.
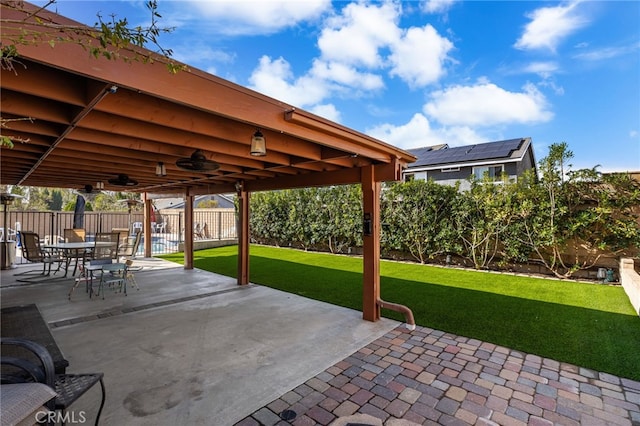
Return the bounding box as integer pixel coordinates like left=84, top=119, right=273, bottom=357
left=73, top=195, right=85, bottom=229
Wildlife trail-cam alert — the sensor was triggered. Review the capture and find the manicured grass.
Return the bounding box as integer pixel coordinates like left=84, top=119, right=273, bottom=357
left=161, top=245, right=640, bottom=381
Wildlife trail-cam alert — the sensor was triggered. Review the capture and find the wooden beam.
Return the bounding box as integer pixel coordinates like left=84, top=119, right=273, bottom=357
left=361, top=165, right=381, bottom=322
left=143, top=195, right=152, bottom=257
left=237, top=182, right=250, bottom=285
left=184, top=190, right=194, bottom=269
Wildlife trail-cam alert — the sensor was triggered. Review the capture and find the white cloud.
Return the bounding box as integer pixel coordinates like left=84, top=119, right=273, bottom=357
left=421, top=0, right=458, bottom=14
left=249, top=1, right=454, bottom=121
left=521, top=61, right=559, bottom=78
left=514, top=1, right=588, bottom=52
left=248, top=56, right=329, bottom=107
left=366, top=113, right=484, bottom=149
left=309, top=59, right=384, bottom=91
left=389, top=24, right=454, bottom=88
left=423, top=81, right=553, bottom=127
left=317, top=2, right=401, bottom=68
left=572, top=42, right=640, bottom=61
left=309, top=104, right=341, bottom=122
left=186, top=0, right=331, bottom=35
left=171, top=44, right=235, bottom=73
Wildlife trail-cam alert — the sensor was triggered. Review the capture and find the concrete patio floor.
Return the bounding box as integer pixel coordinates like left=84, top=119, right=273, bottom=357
left=2, top=258, right=640, bottom=425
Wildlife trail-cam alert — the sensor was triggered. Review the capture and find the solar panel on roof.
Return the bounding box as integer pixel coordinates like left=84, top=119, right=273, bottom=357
left=410, top=138, right=526, bottom=166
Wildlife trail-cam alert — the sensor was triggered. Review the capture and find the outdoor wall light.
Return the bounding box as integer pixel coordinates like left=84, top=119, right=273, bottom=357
left=95, top=181, right=105, bottom=190
left=250, top=129, right=266, bottom=156
left=155, top=162, right=167, bottom=177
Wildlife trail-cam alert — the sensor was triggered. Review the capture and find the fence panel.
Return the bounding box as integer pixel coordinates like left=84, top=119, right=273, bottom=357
left=2, top=209, right=237, bottom=258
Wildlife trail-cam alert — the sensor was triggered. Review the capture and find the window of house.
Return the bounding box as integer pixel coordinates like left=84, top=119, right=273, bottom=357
left=414, top=172, right=427, bottom=181
left=473, top=165, right=503, bottom=181
left=441, top=167, right=460, bottom=172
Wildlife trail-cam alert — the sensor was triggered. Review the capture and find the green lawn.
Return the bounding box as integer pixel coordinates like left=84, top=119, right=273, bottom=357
left=161, top=245, right=640, bottom=381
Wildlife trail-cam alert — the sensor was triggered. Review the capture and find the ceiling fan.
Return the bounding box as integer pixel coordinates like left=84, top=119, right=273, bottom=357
left=176, top=149, right=220, bottom=172
left=77, top=184, right=99, bottom=195
left=108, top=174, right=138, bottom=186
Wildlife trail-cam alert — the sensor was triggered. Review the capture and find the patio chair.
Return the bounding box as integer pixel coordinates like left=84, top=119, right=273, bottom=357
left=1, top=337, right=105, bottom=426
left=116, top=230, right=142, bottom=261
left=14, top=232, right=64, bottom=281
left=93, top=262, right=128, bottom=299
left=194, top=222, right=204, bottom=239
left=111, top=228, right=129, bottom=248
left=154, top=222, right=167, bottom=233
left=63, top=229, right=88, bottom=276
left=132, top=222, right=143, bottom=234
left=92, top=232, right=120, bottom=261
left=63, top=228, right=85, bottom=243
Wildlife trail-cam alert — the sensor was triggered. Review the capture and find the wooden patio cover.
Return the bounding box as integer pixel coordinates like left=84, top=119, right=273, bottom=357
left=0, top=2, right=416, bottom=323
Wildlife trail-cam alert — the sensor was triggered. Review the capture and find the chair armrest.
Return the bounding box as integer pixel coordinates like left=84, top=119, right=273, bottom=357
left=1, top=338, right=56, bottom=389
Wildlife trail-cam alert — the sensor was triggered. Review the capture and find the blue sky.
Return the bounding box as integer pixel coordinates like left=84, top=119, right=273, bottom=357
left=39, top=1, right=639, bottom=172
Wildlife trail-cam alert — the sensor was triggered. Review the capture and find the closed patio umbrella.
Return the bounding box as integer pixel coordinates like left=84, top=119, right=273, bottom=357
left=73, top=195, right=85, bottom=229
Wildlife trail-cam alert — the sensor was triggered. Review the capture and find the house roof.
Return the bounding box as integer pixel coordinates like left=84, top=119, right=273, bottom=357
left=0, top=2, right=415, bottom=196
left=407, top=138, right=532, bottom=169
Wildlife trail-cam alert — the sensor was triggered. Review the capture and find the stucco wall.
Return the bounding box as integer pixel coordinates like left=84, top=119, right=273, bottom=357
left=620, top=258, right=640, bottom=317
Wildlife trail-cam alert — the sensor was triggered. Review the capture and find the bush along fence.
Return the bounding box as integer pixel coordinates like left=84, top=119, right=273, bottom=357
left=249, top=156, right=640, bottom=281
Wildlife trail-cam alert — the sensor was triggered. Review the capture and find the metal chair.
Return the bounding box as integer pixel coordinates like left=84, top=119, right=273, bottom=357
left=116, top=231, right=142, bottom=261
left=92, top=232, right=120, bottom=261
left=63, top=228, right=85, bottom=243
left=14, top=232, right=64, bottom=281
left=1, top=337, right=105, bottom=426
left=63, top=229, right=88, bottom=276
left=69, top=232, right=119, bottom=300
left=96, top=262, right=129, bottom=298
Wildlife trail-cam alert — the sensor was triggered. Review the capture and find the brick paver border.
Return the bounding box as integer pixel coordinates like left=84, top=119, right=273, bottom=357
left=236, top=325, right=640, bottom=426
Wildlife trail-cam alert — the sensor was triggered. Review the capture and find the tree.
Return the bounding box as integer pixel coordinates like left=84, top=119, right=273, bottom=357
left=250, top=190, right=294, bottom=246
left=455, top=175, right=518, bottom=269
left=49, top=189, right=63, bottom=211
left=511, top=142, right=640, bottom=278
left=197, top=199, right=219, bottom=209
left=382, top=180, right=460, bottom=263
left=317, top=185, right=362, bottom=253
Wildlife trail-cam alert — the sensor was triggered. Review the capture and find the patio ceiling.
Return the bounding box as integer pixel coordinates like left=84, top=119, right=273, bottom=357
left=0, top=2, right=415, bottom=196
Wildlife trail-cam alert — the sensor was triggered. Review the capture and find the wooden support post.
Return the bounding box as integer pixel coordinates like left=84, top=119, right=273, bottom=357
left=184, top=191, right=194, bottom=270
left=237, top=182, right=250, bottom=285
left=143, top=194, right=152, bottom=258
left=361, top=165, right=381, bottom=322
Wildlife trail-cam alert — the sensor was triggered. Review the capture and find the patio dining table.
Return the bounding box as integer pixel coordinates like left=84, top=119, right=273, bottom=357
left=43, top=241, right=111, bottom=277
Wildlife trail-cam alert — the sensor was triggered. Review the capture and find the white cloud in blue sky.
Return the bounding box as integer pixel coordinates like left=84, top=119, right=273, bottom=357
left=514, top=1, right=589, bottom=52
left=424, top=82, right=553, bottom=127
left=187, top=0, right=331, bottom=35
